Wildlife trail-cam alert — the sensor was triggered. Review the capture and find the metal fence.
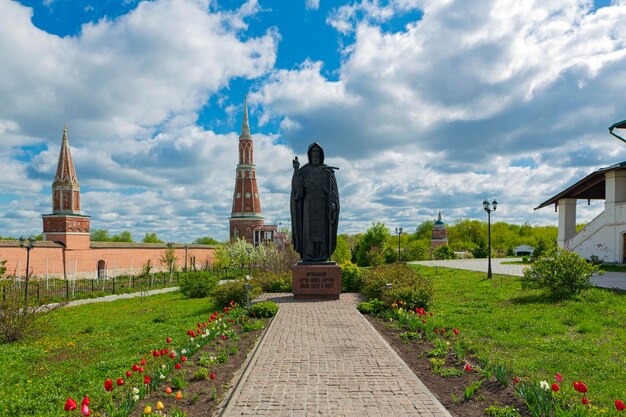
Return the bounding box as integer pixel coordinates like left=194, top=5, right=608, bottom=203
left=2, top=267, right=262, bottom=305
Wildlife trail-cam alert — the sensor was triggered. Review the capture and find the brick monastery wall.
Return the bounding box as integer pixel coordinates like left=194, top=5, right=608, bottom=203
left=0, top=244, right=215, bottom=280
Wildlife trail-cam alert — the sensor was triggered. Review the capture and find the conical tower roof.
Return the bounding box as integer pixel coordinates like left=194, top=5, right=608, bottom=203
left=54, top=127, right=79, bottom=184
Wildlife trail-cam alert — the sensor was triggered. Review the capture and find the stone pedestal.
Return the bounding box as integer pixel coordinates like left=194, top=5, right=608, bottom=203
left=292, top=263, right=341, bottom=300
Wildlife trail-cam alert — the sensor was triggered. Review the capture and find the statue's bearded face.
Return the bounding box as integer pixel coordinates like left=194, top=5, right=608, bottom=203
left=311, top=148, right=321, bottom=165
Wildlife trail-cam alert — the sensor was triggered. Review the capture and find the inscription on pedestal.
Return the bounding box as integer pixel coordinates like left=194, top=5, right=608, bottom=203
left=292, top=263, right=341, bottom=300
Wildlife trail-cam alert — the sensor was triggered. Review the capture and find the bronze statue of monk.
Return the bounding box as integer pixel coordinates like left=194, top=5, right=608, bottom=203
left=290, top=143, right=340, bottom=263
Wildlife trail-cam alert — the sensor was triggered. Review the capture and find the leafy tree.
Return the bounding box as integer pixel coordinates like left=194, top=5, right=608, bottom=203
left=331, top=235, right=352, bottom=264
left=355, top=222, right=390, bottom=266
left=91, top=229, right=110, bottom=241
left=414, top=221, right=434, bottom=240
left=532, top=239, right=547, bottom=260
left=142, top=232, right=163, bottom=243
left=521, top=249, right=598, bottom=299
left=159, top=246, right=178, bottom=273
left=194, top=236, right=221, bottom=245
left=472, top=239, right=489, bottom=258
left=405, top=240, right=430, bottom=261
left=111, top=231, right=133, bottom=242
left=433, top=245, right=456, bottom=260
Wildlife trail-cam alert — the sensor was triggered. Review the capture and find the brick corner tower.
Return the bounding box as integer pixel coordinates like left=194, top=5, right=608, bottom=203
left=42, top=127, right=91, bottom=249
left=431, top=210, right=448, bottom=249
left=229, top=98, right=264, bottom=243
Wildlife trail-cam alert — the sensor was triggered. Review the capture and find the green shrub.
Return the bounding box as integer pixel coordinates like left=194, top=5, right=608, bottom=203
left=521, top=248, right=598, bottom=300
left=249, top=301, right=279, bottom=318
left=433, top=245, right=456, bottom=260
left=251, top=271, right=292, bottom=293
left=212, top=280, right=262, bottom=308
left=361, top=263, right=434, bottom=310
left=178, top=271, right=219, bottom=298
left=340, top=260, right=363, bottom=292
left=356, top=299, right=387, bottom=315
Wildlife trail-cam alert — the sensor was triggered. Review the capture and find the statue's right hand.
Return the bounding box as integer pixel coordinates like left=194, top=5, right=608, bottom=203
left=293, top=156, right=300, bottom=170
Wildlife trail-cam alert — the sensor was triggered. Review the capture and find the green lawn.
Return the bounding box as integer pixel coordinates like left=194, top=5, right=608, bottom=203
left=0, top=291, right=217, bottom=416
left=599, top=264, right=626, bottom=273
left=412, top=265, right=626, bottom=408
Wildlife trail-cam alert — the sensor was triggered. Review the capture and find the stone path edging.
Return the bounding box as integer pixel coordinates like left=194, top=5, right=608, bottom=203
left=356, top=308, right=453, bottom=417
left=217, top=304, right=281, bottom=417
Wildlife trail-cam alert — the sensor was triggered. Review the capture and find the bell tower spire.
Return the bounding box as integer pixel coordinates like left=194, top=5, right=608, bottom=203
left=240, top=96, right=251, bottom=140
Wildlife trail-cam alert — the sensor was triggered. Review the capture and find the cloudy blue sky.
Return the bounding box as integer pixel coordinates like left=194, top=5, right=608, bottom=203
left=1, top=0, right=626, bottom=242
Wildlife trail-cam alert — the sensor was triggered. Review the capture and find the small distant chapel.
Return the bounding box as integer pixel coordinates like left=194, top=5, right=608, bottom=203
left=431, top=211, right=448, bottom=249
left=228, top=99, right=276, bottom=245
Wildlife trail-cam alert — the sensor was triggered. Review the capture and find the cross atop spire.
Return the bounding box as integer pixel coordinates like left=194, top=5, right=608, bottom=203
left=437, top=210, right=442, bottom=221
left=54, top=126, right=78, bottom=184
left=240, top=96, right=251, bottom=140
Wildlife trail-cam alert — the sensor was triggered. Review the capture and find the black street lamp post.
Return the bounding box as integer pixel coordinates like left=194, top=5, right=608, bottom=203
left=395, top=227, right=403, bottom=262
left=482, top=199, right=498, bottom=279
left=19, top=235, right=36, bottom=314
left=246, top=247, right=252, bottom=275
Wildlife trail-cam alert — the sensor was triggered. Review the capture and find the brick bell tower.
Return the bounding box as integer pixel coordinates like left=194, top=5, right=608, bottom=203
left=42, top=127, right=91, bottom=249
left=229, top=98, right=265, bottom=243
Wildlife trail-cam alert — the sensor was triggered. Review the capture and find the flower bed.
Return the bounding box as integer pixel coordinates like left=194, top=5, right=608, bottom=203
left=62, top=301, right=269, bottom=417
left=362, top=300, right=625, bottom=417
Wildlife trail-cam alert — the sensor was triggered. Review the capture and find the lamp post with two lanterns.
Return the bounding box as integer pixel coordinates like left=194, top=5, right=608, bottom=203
left=19, top=235, right=36, bottom=314
left=482, top=200, right=498, bottom=279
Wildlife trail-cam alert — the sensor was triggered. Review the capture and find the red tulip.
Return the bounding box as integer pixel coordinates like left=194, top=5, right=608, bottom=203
left=422, top=319, right=426, bottom=324
left=222, top=335, right=227, bottom=340
left=513, top=377, right=520, bottom=384
left=144, top=376, right=151, bottom=385
left=81, top=403, right=91, bottom=416
left=464, top=363, right=472, bottom=372
left=160, top=349, right=166, bottom=355
left=574, top=381, right=580, bottom=391
left=430, top=312, right=433, bottom=316
left=181, top=356, right=187, bottom=362
left=175, top=363, right=181, bottom=369
left=138, top=367, right=144, bottom=373
left=153, top=350, right=160, bottom=357
left=126, top=370, right=132, bottom=378
left=582, top=397, right=588, bottom=405
left=441, top=328, right=446, bottom=334
left=578, top=382, right=588, bottom=393
left=166, top=337, right=172, bottom=343
left=453, top=328, right=459, bottom=335
left=140, top=359, right=146, bottom=366
left=434, top=329, right=439, bottom=334
left=165, top=387, right=173, bottom=394
left=104, top=379, right=113, bottom=392
left=170, top=352, right=176, bottom=359
left=210, top=372, right=216, bottom=380
left=616, top=400, right=626, bottom=411
left=551, top=383, right=560, bottom=392
left=132, top=364, right=139, bottom=371
left=64, top=398, right=78, bottom=411
left=555, top=373, right=563, bottom=383
left=81, top=396, right=90, bottom=406
left=116, top=378, right=124, bottom=386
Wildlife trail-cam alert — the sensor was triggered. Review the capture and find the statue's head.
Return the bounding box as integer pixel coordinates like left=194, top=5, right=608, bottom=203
left=307, top=142, right=324, bottom=166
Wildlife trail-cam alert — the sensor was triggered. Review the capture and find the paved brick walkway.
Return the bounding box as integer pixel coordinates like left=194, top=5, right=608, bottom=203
left=221, top=293, right=451, bottom=417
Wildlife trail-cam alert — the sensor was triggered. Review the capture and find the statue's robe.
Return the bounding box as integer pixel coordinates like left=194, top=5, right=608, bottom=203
left=291, top=162, right=339, bottom=262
